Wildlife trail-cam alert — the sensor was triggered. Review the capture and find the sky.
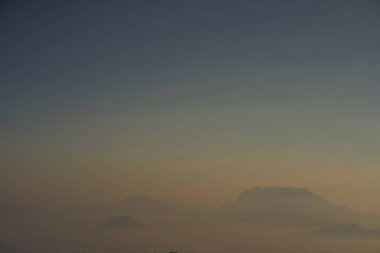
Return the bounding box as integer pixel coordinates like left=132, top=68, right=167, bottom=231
left=1, top=0, right=380, bottom=211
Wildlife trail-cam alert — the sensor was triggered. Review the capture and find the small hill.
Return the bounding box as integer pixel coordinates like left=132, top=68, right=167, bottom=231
left=221, top=186, right=361, bottom=226
left=318, top=224, right=380, bottom=238
left=99, top=216, right=146, bottom=230
left=69, top=195, right=193, bottom=226
left=120, top=195, right=187, bottom=217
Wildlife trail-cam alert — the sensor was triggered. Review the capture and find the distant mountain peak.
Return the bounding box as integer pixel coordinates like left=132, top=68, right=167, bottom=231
left=221, top=186, right=361, bottom=226
left=121, top=195, right=187, bottom=217
left=318, top=223, right=380, bottom=238
left=99, top=216, right=146, bottom=230
left=237, top=186, right=322, bottom=201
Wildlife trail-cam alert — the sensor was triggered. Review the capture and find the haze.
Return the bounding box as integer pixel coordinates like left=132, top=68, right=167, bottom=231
left=1, top=1, right=380, bottom=252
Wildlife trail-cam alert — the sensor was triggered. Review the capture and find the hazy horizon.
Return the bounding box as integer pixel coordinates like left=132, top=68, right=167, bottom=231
left=1, top=0, right=380, bottom=252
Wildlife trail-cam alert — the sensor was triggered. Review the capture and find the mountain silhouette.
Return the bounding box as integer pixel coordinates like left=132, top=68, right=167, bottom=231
left=221, top=186, right=362, bottom=226
left=120, top=195, right=187, bottom=217
left=318, top=224, right=380, bottom=238
left=99, top=216, right=146, bottom=230
left=69, top=195, right=196, bottom=227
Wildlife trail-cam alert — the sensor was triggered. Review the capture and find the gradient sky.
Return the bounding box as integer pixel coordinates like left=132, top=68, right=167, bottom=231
left=1, top=0, right=380, bottom=211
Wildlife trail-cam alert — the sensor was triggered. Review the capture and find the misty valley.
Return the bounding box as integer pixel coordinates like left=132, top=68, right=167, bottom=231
left=2, top=187, right=380, bottom=253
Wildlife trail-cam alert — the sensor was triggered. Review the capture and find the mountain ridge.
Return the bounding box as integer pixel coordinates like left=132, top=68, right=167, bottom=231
left=221, top=186, right=363, bottom=226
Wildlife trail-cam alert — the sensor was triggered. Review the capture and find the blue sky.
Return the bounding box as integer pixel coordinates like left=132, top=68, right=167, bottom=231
left=1, top=0, right=380, bottom=210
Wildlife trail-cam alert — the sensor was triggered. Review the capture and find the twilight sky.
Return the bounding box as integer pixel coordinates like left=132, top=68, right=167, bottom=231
left=1, top=0, right=380, bottom=211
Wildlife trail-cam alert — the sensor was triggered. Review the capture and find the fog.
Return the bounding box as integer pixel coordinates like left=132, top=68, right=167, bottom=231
left=2, top=187, right=380, bottom=253
left=2, top=0, right=380, bottom=252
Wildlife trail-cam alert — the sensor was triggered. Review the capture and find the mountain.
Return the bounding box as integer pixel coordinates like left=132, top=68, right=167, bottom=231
left=99, top=216, right=146, bottom=230
left=65, top=195, right=201, bottom=230
left=120, top=195, right=188, bottom=218
left=221, top=186, right=361, bottom=226
left=318, top=224, right=380, bottom=238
